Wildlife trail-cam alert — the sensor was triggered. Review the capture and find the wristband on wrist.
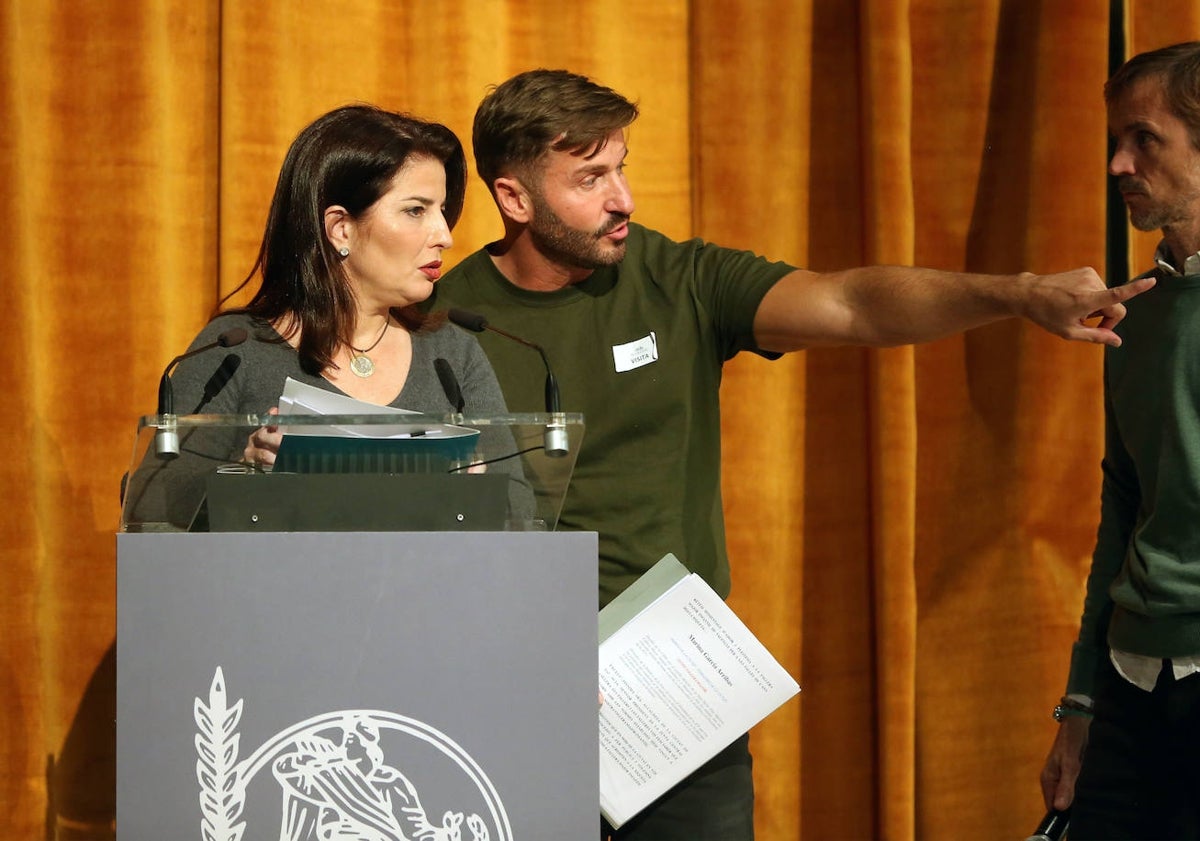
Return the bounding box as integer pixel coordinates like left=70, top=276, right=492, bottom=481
left=1051, top=695, right=1094, bottom=722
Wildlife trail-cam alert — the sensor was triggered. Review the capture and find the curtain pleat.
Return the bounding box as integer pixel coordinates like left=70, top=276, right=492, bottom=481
left=905, top=3, right=1116, bottom=839
left=3, top=1, right=1195, bottom=837
left=859, top=3, right=920, bottom=839
left=691, top=3, right=812, bottom=837
left=1, top=3, right=219, bottom=837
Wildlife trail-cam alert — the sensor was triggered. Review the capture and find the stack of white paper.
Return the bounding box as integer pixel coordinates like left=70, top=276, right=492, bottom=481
left=597, top=554, right=800, bottom=829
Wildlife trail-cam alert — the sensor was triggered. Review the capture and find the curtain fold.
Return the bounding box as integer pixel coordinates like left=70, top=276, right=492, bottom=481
left=2, top=1, right=1192, bottom=837
left=691, top=2, right=812, bottom=834
left=1, top=3, right=219, bottom=836
left=859, top=3, right=920, bottom=839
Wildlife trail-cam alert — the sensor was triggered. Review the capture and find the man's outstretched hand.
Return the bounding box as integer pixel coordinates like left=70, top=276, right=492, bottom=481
left=1020, top=269, right=1155, bottom=347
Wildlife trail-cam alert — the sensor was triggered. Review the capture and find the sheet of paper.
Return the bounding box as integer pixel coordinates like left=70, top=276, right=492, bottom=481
left=276, top=377, right=473, bottom=439
left=279, top=376, right=417, bottom=416
left=597, top=570, right=799, bottom=827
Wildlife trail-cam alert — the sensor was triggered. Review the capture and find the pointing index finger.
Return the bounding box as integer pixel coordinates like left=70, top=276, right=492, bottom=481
left=1105, top=276, right=1156, bottom=304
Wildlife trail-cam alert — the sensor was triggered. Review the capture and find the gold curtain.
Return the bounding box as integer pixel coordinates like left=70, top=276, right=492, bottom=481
left=4, top=1, right=1197, bottom=838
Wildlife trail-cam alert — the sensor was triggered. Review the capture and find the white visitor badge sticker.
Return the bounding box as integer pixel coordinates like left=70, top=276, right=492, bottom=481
left=612, top=332, right=658, bottom=373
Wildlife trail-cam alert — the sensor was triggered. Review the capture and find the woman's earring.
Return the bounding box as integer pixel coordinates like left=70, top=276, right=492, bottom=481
left=338, top=246, right=350, bottom=257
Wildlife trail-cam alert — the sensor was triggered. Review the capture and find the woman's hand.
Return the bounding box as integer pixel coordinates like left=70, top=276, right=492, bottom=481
left=244, top=407, right=281, bottom=469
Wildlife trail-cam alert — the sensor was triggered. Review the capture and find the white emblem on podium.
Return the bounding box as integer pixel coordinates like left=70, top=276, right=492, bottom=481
left=195, top=667, right=510, bottom=841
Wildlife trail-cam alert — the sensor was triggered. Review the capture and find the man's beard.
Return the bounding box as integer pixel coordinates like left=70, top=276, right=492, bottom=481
left=527, top=190, right=629, bottom=270
left=1129, top=199, right=1185, bottom=232
left=1119, top=176, right=1200, bottom=231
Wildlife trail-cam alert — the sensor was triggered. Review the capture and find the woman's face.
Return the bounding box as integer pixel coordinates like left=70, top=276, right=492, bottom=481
left=340, top=155, right=453, bottom=312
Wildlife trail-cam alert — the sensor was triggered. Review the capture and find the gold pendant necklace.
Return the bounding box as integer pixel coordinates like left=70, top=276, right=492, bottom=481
left=349, top=319, right=389, bottom=378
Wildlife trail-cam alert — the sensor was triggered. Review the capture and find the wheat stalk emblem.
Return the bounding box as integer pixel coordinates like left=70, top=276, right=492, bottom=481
left=194, top=666, right=246, bottom=841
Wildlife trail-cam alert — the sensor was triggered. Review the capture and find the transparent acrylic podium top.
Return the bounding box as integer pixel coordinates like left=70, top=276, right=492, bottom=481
left=120, top=412, right=584, bottom=533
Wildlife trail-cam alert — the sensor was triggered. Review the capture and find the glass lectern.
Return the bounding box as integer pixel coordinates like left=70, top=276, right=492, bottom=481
left=119, top=412, right=584, bottom=533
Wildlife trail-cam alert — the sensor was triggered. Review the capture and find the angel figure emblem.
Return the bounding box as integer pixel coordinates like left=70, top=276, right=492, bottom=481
left=273, top=716, right=488, bottom=841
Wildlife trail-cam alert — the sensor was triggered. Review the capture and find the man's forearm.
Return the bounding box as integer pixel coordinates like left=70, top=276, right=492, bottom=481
left=753, top=264, right=1136, bottom=352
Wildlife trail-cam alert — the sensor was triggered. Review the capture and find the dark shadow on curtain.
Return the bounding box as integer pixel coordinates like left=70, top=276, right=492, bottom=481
left=961, top=0, right=1044, bottom=422
left=799, top=3, right=879, bottom=839
left=1106, top=0, right=1128, bottom=288
left=48, top=641, right=115, bottom=840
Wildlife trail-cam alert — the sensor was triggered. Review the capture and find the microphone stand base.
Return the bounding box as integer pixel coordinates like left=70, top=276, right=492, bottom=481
left=544, top=418, right=569, bottom=458
left=155, top=419, right=180, bottom=460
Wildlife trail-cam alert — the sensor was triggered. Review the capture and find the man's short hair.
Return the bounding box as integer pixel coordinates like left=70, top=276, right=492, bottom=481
left=472, top=69, right=639, bottom=193
left=1106, top=41, right=1200, bottom=148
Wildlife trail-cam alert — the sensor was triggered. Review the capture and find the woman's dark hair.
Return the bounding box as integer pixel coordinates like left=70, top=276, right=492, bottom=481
left=223, top=105, right=467, bottom=374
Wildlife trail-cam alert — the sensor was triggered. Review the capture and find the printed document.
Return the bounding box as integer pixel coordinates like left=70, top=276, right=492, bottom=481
left=598, top=554, right=800, bottom=828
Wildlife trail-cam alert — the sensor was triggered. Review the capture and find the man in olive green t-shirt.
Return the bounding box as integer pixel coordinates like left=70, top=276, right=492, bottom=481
left=430, top=68, right=1150, bottom=841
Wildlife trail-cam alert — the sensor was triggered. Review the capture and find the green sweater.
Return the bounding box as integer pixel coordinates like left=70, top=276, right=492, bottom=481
left=1068, top=265, right=1200, bottom=695
left=429, top=223, right=793, bottom=607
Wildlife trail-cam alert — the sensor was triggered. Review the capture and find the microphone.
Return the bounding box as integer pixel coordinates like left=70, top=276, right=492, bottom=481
left=447, top=308, right=568, bottom=457
left=190, top=354, right=242, bottom=414
left=1025, top=809, right=1069, bottom=841
left=434, top=357, right=465, bottom=416
left=155, top=327, right=249, bottom=459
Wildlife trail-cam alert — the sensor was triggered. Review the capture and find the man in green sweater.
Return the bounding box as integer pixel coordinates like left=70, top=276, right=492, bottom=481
left=1040, top=42, right=1200, bottom=840
left=430, top=69, right=1151, bottom=841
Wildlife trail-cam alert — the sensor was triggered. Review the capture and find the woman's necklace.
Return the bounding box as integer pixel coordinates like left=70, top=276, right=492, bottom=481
left=348, top=319, right=390, bottom=378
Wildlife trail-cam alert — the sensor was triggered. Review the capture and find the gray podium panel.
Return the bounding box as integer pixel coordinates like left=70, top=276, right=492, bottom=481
left=116, top=531, right=599, bottom=840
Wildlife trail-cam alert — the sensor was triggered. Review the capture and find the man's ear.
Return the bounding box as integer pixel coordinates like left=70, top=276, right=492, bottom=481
left=323, top=206, right=353, bottom=252
left=493, top=176, right=533, bottom=224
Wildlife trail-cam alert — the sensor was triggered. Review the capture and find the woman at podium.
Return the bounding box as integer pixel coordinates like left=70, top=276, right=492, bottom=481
left=211, top=104, right=503, bottom=447
left=127, top=106, right=528, bottom=529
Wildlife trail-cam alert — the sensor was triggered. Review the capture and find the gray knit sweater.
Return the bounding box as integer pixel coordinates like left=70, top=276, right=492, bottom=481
left=128, top=313, right=531, bottom=528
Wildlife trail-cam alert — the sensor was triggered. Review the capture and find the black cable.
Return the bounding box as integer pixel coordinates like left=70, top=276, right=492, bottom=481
left=447, top=445, right=545, bottom=473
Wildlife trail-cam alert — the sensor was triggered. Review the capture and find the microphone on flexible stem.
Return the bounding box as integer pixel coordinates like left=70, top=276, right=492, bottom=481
left=155, top=327, right=249, bottom=459
left=447, top=308, right=568, bottom=457
left=191, top=354, right=242, bottom=414
left=434, top=357, right=465, bottom=420
left=1025, top=809, right=1069, bottom=841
